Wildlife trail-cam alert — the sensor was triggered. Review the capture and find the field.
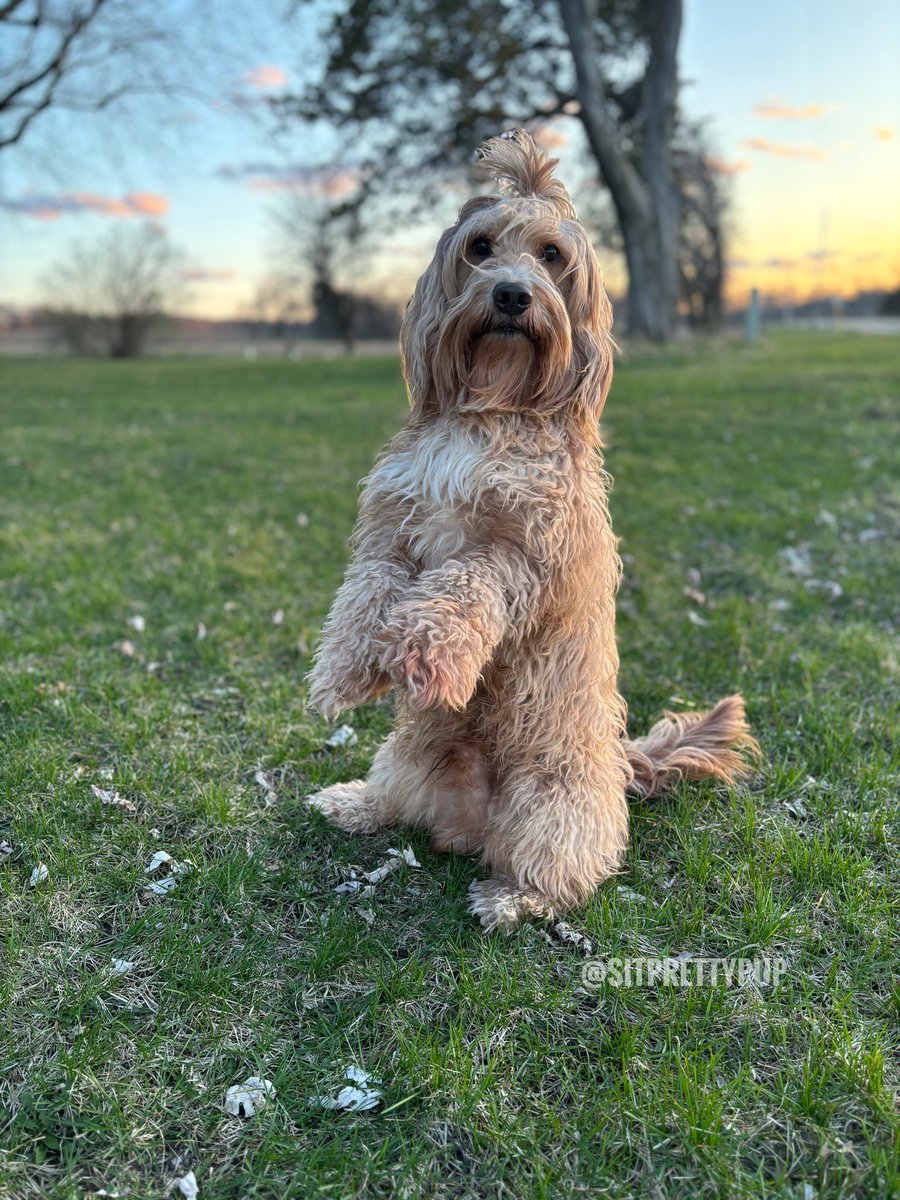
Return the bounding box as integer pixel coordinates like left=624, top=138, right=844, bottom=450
left=0, top=333, right=897, bottom=1199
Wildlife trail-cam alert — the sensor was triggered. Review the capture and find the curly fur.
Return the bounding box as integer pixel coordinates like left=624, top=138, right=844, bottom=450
left=307, top=130, right=760, bottom=931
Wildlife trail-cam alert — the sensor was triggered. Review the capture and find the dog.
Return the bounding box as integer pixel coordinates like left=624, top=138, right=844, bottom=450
left=307, top=129, right=758, bottom=931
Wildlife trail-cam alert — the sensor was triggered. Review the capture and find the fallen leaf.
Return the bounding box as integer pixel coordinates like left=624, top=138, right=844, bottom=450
left=362, top=858, right=402, bottom=884
left=126, top=615, right=146, bottom=633
left=224, top=1076, right=276, bottom=1117
left=547, top=920, right=593, bottom=954
left=110, top=958, right=135, bottom=976
left=296, top=512, right=310, bottom=527
left=816, top=509, right=837, bottom=529
left=196, top=622, right=207, bottom=641
left=683, top=586, right=706, bottom=606
left=686, top=610, right=709, bottom=627
left=171, top=1170, right=198, bottom=1199
left=145, top=850, right=175, bottom=873
left=388, top=845, right=421, bottom=868
left=91, top=785, right=137, bottom=814
left=325, top=725, right=357, bottom=748
left=272, top=609, right=285, bottom=625
left=29, top=863, right=49, bottom=887
left=616, top=885, right=647, bottom=903
left=114, top=639, right=138, bottom=658
left=779, top=544, right=813, bottom=577
left=146, top=875, right=179, bottom=896
left=312, top=1065, right=382, bottom=1113
left=805, top=579, right=843, bottom=600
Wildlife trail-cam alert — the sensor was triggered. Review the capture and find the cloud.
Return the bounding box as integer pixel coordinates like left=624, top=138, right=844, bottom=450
left=0, top=190, right=169, bottom=220
left=742, top=138, right=826, bottom=161
left=243, top=65, right=289, bottom=89
left=216, top=161, right=360, bottom=199
left=754, top=99, right=837, bottom=120
left=874, top=126, right=895, bottom=141
left=181, top=267, right=235, bottom=282
left=704, top=155, right=750, bottom=176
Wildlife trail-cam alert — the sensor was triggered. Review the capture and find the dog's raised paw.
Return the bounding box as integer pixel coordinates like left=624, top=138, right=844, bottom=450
left=307, top=781, right=384, bottom=835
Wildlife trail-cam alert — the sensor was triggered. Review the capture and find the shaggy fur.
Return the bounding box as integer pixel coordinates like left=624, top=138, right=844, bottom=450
left=307, top=129, right=759, bottom=931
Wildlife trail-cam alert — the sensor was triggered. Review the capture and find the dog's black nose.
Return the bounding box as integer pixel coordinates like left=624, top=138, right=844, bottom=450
left=492, top=282, right=532, bottom=315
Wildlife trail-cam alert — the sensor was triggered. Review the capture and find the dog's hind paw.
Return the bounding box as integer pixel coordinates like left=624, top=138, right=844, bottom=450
left=307, top=781, right=386, bottom=835
left=467, top=879, right=552, bottom=933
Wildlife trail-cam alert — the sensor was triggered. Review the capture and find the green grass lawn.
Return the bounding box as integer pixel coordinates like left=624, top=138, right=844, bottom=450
left=0, top=333, right=897, bottom=1199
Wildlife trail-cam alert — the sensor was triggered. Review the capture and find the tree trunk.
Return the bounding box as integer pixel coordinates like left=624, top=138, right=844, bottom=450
left=559, top=0, right=682, bottom=342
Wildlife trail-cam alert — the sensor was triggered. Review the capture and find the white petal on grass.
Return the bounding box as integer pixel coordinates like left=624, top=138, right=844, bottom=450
left=110, top=958, right=135, bottom=976
left=686, top=610, right=709, bottom=627
left=683, top=586, right=706, bottom=606
left=548, top=920, right=593, bottom=954
left=196, top=622, right=207, bottom=640
left=325, top=724, right=357, bottom=748
left=170, top=1171, right=199, bottom=1199
left=224, top=1077, right=276, bottom=1117
left=312, top=1065, right=382, bottom=1113
left=0, top=840, right=12, bottom=863
left=616, top=885, right=648, bottom=903
left=144, top=850, right=191, bottom=894
left=146, top=850, right=175, bottom=873
left=114, top=639, right=138, bottom=658
left=362, top=858, right=403, bottom=884
left=779, top=544, right=813, bottom=577
left=146, top=875, right=179, bottom=896
left=272, top=609, right=285, bottom=625
left=388, top=846, right=422, bottom=868
left=296, top=512, right=309, bottom=527
left=126, top=614, right=146, bottom=633
left=29, top=863, right=49, bottom=887
left=91, top=785, right=137, bottom=814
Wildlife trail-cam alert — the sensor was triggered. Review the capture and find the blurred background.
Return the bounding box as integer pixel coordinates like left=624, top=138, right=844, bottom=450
left=1, top=0, right=898, bottom=357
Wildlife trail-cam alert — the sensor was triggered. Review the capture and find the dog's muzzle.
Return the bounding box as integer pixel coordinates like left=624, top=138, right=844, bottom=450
left=492, top=282, right=532, bottom=316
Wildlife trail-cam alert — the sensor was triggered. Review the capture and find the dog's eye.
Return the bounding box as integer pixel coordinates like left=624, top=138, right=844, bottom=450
left=541, top=244, right=561, bottom=263
left=471, top=237, right=492, bottom=258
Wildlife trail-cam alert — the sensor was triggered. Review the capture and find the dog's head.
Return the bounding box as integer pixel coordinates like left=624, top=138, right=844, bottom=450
left=401, top=129, right=613, bottom=429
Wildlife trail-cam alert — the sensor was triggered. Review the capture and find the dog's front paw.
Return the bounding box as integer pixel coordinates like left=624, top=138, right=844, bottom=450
left=376, top=602, right=483, bottom=710
left=307, top=660, right=390, bottom=720
left=467, top=879, right=553, bottom=932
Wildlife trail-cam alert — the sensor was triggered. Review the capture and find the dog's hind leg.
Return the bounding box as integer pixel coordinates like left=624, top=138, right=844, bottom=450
left=470, top=748, right=630, bottom=932
left=308, top=708, right=491, bottom=846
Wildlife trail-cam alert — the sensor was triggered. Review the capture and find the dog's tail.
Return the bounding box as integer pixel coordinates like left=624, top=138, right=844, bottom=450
left=624, top=694, right=760, bottom=799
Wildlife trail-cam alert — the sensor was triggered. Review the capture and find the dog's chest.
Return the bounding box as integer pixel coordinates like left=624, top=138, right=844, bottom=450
left=386, top=423, right=544, bottom=570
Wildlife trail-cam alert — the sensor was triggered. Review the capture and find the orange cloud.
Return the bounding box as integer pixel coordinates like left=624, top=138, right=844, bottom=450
left=218, top=161, right=360, bottom=199
left=754, top=99, right=836, bottom=120
left=243, top=65, right=288, bottom=89
left=705, top=155, right=750, bottom=176
left=742, top=138, right=826, bottom=161
left=0, top=190, right=168, bottom=220
left=874, top=126, right=895, bottom=141
left=530, top=119, right=569, bottom=151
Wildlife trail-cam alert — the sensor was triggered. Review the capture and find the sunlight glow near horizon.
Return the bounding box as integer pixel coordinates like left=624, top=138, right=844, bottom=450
left=1, top=0, right=898, bottom=321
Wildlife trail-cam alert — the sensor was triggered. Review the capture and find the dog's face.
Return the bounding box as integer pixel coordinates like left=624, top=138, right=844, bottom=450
left=401, top=130, right=613, bottom=428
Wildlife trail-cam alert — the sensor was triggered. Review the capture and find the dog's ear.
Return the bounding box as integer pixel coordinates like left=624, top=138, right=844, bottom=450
left=401, top=195, right=499, bottom=422
left=476, top=129, right=575, bottom=218
left=564, top=222, right=615, bottom=424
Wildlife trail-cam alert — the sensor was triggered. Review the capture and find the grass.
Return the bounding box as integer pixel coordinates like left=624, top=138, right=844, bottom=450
left=0, top=332, right=897, bottom=1199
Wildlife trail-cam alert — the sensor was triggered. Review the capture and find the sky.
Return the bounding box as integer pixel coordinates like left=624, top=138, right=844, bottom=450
left=1, top=0, right=898, bottom=320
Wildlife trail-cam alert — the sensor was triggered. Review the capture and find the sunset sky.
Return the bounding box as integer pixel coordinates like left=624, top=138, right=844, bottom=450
left=1, top=0, right=898, bottom=320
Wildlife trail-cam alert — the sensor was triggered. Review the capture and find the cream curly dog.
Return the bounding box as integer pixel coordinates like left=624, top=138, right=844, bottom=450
left=307, top=130, right=758, bottom=932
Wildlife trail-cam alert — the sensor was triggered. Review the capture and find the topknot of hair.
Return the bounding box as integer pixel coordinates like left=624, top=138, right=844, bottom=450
left=476, top=128, right=575, bottom=218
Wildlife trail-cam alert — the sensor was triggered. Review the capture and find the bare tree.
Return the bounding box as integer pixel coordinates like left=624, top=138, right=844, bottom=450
left=675, top=122, right=730, bottom=332
left=276, top=0, right=684, bottom=341
left=41, top=222, right=185, bottom=357
left=0, top=0, right=276, bottom=159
